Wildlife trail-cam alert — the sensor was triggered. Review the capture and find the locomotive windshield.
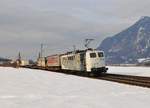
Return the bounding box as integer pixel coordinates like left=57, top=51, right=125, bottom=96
left=90, top=53, right=96, bottom=58
left=98, top=52, right=104, bottom=57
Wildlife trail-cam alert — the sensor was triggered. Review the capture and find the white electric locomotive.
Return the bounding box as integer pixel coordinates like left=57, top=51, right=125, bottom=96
left=37, top=49, right=108, bottom=75
left=60, top=49, right=108, bottom=74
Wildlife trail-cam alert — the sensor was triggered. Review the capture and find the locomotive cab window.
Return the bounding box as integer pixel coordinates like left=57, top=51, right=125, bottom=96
left=98, top=52, right=104, bottom=57
left=90, top=53, right=96, bottom=58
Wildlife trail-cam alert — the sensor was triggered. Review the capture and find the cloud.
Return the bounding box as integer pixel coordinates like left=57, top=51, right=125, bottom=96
left=0, top=0, right=150, bottom=59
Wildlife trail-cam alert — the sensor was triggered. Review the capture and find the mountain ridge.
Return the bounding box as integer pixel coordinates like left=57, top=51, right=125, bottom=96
left=98, top=16, right=150, bottom=64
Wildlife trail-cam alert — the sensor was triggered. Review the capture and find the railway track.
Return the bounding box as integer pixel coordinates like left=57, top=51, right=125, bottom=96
left=97, top=74, right=150, bottom=88
left=22, top=66, right=150, bottom=88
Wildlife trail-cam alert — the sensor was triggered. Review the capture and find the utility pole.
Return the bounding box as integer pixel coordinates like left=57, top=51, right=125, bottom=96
left=16, top=52, right=21, bottom=67
left=38, top=52, right=41, bottom=59
left=40, top=43, right=43, bottom=58
left=73, top=45, right=76, bottom=53
left=18, top=52, right=21, bottom=61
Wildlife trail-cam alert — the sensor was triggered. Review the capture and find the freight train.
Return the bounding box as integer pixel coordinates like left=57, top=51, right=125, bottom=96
left=37, top=49, right=108, bottom=76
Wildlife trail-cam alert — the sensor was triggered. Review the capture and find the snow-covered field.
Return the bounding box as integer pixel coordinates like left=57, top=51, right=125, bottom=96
left=0, top=66, right=150, bottom=108
left=108, top=66, right=150, bottom=77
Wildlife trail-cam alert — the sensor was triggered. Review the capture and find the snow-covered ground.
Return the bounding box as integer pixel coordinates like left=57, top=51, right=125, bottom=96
left=0, top=67, right=150, bottom=108
left=108, top=66, right=150, bottom=77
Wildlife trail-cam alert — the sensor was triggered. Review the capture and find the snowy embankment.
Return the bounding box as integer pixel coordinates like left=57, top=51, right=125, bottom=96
left=108, top=66, right=150, bottom=77
left=0, top=67, right=150, bottom=108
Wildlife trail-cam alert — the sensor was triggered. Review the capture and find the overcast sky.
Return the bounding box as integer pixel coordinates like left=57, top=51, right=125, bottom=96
left=0, top=0, right=150, bottom=60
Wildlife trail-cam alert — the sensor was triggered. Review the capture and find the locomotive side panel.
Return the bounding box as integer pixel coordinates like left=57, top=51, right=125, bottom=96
left=60, top=53, right=83, bottom=71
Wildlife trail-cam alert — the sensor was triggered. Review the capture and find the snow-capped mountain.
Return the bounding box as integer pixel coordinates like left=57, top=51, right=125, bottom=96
left=98, top=16, right=150, bottom=64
